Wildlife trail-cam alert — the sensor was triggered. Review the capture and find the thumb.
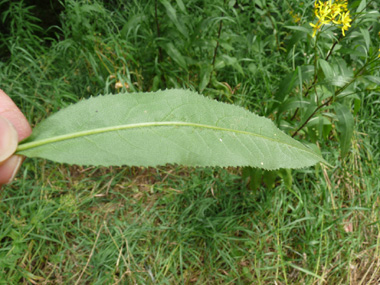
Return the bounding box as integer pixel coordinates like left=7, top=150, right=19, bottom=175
left=0, top=115, right=19, bottom=162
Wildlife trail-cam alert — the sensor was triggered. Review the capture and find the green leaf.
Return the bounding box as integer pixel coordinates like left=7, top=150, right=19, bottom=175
left=198, top=63, right=212, bottom=92
left=163, top=42, right=187, bottom=70
left=364, top=75, right=380, bottom=85
left=284, top=25, right=310, bottom=34
left=328, top=75, right=352, bottom=87
left=275, top=68, right=299, bottom=103
left=306, top=115, right=332, bottom=142
left=356, top=0, right=366, bottom=13
left=160, top=0, right=188, bottom=37
left=318, top=59, right=334, bottom=79
left=175, top=0, right=186, bottom=13
left=242, top=168, right=293, bottom=190
left=218, top=55, right=244, bottom=75
left=17, top=90, right=327, bottom=169
left=278, top=98, right=311, bottom=114
left=335, top=103, right=354, bottom=158
left=278, top=169, right=292, bottom=190
left=360, top=27, right=370, bottom=52
left=242, top=167, right=262, bottom=190
left=263, top=170, right=277, bottom=190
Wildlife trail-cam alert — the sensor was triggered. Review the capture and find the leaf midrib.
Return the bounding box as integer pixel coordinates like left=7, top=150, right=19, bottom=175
left=16, top=121, right=315, bottom=156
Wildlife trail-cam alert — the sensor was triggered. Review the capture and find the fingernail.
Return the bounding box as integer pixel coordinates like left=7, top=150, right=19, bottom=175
left=4, top=155, right=23, bottom=184
left=0, top=116, right=18, bottom=161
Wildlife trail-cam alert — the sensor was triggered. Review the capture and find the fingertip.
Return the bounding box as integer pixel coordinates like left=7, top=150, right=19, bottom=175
left=0, top=115, right=19, bottom=162
left=0, top=155, right=23, bottom=185
left=0, top=89, right=32, bottom=141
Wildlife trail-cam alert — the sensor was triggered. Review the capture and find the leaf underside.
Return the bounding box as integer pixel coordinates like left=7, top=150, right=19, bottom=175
left=17, top=89, right=326, bottom=169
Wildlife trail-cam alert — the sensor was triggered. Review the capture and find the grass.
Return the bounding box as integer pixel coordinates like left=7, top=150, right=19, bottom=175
left=1, top=0, right=380, bottom=283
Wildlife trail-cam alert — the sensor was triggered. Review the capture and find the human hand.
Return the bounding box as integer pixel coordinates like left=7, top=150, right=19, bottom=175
left=0, top=89, right=32, bottom=187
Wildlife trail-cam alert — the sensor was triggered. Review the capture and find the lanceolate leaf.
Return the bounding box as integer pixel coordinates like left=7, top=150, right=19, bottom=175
left=16, top=89, right=327, bottom=169
left=335, top=103, right=354, bottom=158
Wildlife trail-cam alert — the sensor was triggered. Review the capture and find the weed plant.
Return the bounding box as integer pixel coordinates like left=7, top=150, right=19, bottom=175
left=1, top=0, right=380, bottom=283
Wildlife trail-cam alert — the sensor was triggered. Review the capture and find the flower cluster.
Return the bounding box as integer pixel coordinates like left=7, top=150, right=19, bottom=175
left=310, top=0, right=352, bottom=37
left=290, top=9, right=301, bottom=23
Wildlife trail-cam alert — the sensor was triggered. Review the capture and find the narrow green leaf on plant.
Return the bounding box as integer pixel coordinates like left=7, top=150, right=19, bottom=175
left=175, top=0, right=186, bottom=13
left=278, top=98, right=311, bottom=114
left=16, top=89, right=327, bottom=169
left=160, top=0, right=188, bottom=37
left=279, top=169, right=292, bottom=190
left=318, top=59, right=334, bottom=79
left=284, top=25, right=310, bottom=34
left=198, top=63, right=212, bottom=92
left=164, top=42, right=187, bottom=70
left=275, top=69, right=299, bottom=103
left=263, top=170, right=277, bottom=190
left=364, top=75, right=380, bottom=85
left=335, top=103, right=354, bottom=158
left=242, top=167, right=262, bottom=190
left=327, top=75, right=352, bottom=87
left=360, top=27, right=370, bottom=52
left=356, top=0, right=367, bottom=13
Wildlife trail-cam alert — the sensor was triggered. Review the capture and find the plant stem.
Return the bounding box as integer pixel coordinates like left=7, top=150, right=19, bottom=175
left=289, top=0, right=376, bottom=123
left=291, top=97, right=333, bottom=138
left=211, top=7, right=225, bottom=68
left=155, top=0, right=166, bottom=86
left=155, top=0, right=163, bottom=64
left=291, top=57, right=377, bottom=138
left=291, top=32, right=343, bottom=120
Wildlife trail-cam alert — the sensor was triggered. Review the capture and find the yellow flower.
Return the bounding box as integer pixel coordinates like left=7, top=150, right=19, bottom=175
left=290, top=9, right=301, bottom=23
left=310, top=0, right=351, bottom=37
left=310, top=21, right=323, bottom=37
left=339, top=11, right=352, bottom=36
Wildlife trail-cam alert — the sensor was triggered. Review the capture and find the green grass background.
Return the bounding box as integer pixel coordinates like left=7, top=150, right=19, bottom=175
left=1, top=0, right=380, bottom=283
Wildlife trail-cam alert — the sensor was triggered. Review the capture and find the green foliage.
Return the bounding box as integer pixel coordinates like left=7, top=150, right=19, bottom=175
left=334, top=102, right=354, bottom=158
left=17, top=90, right=325, bottom=169
left=1, top=0, right=380, bottom=283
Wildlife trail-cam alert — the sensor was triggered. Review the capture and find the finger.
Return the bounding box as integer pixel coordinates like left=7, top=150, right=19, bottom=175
left=0, top=115, right=18, bottom=162
left=0, top=89, right=32, bottom=141
left=0, top=155, right=23, bottom=185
